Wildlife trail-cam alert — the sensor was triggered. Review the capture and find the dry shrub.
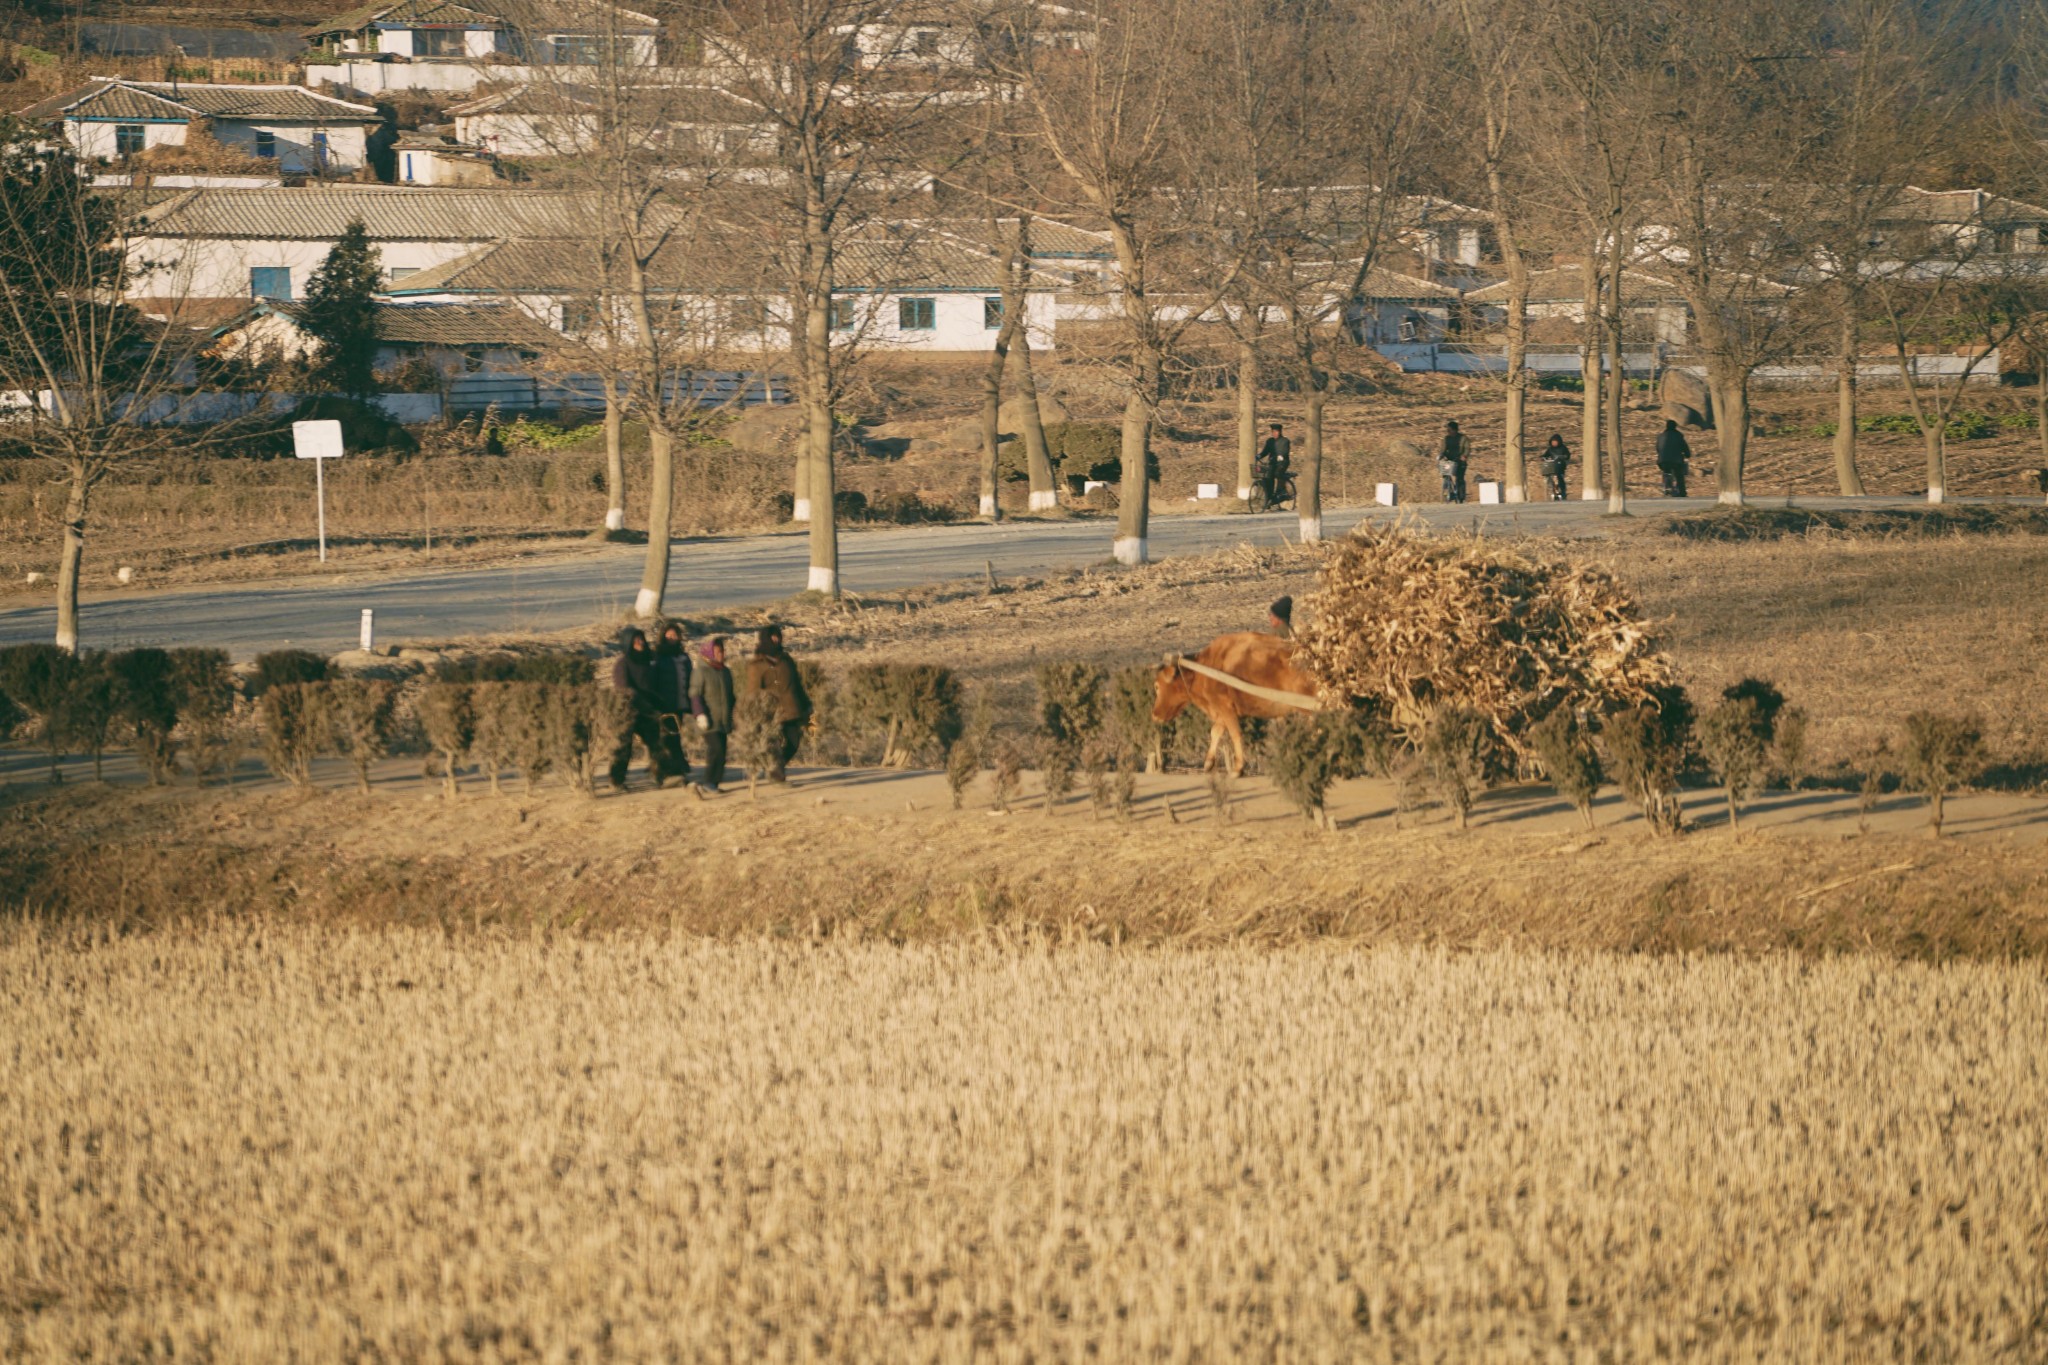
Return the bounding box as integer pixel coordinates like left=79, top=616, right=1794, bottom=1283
left=944, top=737, right=980, bottom=809
left=109, top=649, right=181, bottom=784
left=252, top=649, right=329, bottom=693
left=842, top=663, right=962, bottom=767
left=1034, top=661, right=1106, bottom=746
left=1298, top=525, right=1674, bottom=768
left=467, top=682, right=519, bottom=795
left=416, top=682, right=475, bottom=798
left=559, top=684, right=634, bottom=795
left=258, top=683, right=328, bottom=790
left=990, top=733, right=1027, bottom=812
left=504, top=685, right=555, bottom=793
left=734, top=690, right=782, bottom=798
left=1901, top=712, right=1988, bottom=838
left=1107, top=667, right=1163, bottom=772
left=168, top=648, right=238, bottom=786
left=1699, top=682, right=1783, bottom=831
left=1265, top=710, right=1389, bottom=829
left=1603, top=685, right=1694, bottom=837
left=0, top=643, right=76, bottom=782
left=1528, top=710, right=1603, bottom=830
left=1416, top=706, right=1492, bottom=831
left=65, top=655, right=119, bottom=783
left=324, top=680, right=398, bottom=796
left=1037, top=735, right=1077, bottom=814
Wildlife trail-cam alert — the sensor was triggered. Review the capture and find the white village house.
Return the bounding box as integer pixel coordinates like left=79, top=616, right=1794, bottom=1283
left=303, top=0, right=660, bottom=95
left=15, top=80, right=380, bottom=175
left=446, top=83, right=772, bottom=160
left=213, top=298, right=562, bottom=376
left=125, top=186, right=594, bottom=308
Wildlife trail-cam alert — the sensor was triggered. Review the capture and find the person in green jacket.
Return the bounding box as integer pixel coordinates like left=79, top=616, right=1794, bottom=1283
left=687, top=636, right=735, bottom=797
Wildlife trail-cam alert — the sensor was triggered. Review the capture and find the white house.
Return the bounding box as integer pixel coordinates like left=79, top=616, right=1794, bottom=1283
left=840, top=0, right=1092, bottom=69
left=125, top=185, right=596, bottom=306
left=392, top=131, right=500, bottom=184
left=447, top=83, right=772, bottom=160
left=212, top=298, right=560, bottom=375
left=382, top=224, right=1060, bottom=354
left=1464, top=264, right=1697, bottom=345
left=303, top=0, right=659, bottom=95
left=15, top=80, right=379, bottom=175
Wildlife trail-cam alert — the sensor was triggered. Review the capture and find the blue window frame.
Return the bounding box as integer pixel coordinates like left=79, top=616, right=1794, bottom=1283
left=254, top=129, right=276, bottom=158
left=115, top=123, right=145, bottom=157
left=898, top=297, right=936, bottom=331
left=828, top=299, right=856, bottom=331
left=312, top=131, right=329, bottom=167
left=983, top=296, right=1003, bottom=330
left=250, top=267, right=292, bottom=301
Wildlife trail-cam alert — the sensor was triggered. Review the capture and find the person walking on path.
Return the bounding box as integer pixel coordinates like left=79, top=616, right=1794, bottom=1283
left=651, top=621, right=692, bottom=783
left=607, top=626, right=674, bottom=790
left=688, top=636, right=735, bottom=796
left=1539, top=434, right=1572, bottom=502
left=1255, top=422, right=1293, bottom=508
left=1438, top=420, right=1469, bottom=503
left=744, top=624, right=812, bottom=784
left=1656, top=419, right=1692, bottom=497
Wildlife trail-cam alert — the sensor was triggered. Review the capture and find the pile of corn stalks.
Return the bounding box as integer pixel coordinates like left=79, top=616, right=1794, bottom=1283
left=1296, top=525, right=1675, bottom=766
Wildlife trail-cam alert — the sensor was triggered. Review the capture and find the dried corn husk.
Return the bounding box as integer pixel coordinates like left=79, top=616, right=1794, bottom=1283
left=1297, top=525, right=1675, bottom=766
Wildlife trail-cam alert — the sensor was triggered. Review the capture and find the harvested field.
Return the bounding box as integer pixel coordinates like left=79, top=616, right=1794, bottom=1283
left=4, top=927, right=2046, bottom=1358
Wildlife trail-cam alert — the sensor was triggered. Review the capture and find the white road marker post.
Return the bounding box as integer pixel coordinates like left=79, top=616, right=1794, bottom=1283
left=292, top=419, right=344, bottom=564
left=360, top=608, right=375, bottom=652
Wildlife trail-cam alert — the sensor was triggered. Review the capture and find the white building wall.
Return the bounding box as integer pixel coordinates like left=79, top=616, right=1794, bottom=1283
left=456, top=111, right=595, bottom=157
left=67, top=119, right=187, bottom=160
left=131, top=236, right=488, bottom=300
left=209, top=120, right=370, bottom=173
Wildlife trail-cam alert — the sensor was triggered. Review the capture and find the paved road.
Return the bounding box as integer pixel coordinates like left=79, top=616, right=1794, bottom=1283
left=0, top=496, right=1997, bottom=656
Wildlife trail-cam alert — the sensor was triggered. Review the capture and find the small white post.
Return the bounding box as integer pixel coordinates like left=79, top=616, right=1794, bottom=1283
left=360, top=608, right=374, bottom=652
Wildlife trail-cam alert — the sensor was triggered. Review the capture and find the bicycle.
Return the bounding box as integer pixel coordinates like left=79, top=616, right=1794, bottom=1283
left=1250, top=471, right=1297, bottom=513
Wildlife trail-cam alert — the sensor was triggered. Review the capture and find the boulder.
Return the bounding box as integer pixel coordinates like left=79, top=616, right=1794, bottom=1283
left=1660, top=369, right=1714, bottom=429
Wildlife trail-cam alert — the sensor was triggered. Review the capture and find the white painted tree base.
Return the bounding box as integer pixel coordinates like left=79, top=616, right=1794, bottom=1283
left=791, top=497, right=811, bottom=523
left=1297, top=514, right=1322, bottom=543
left=1504, top=485, right=1527, bottom=503
left=1582, top=489, right=1603, bottom=501
left=808, top=565, right=838, bottom=593
left=633, top=587, right=661, bottom=618
left=978, top=494, right=998, bottom=518
left=1028, top=490, right=1059, bottom=512
left=1927, top=486, right=1946, bottom=505
left=1718, top=490, right=1745, bottom=506
left=1112, top=536, right=1147, bottom=566
left=1236, top=486, right=1253, bottom=503
left=604, top=507, right=625, bottom=532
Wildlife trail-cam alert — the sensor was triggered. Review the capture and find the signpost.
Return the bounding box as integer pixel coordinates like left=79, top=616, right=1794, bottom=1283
left=292, top=419, right=344, bottom=563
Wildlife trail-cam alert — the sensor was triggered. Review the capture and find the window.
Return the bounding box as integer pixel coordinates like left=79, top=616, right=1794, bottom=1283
left=312, top=131, right=329, bottom=167
left=898, top=297, right=935, bottom=331
left=722, top=296, right=769, bottom=332
left=249, top=267, right=292, bottom=300
left=828, top=299, right=856, bottom=331
left=913, top=29, right=939, bottom=55
left=560, top=298, right=597, bottom=333
left=982, top=296, right=1003, bottom=330
left=115, top=123, right=145, bottom=157
left=253, top=129, right=276, bottom=158
left=387, top=266, right=419, bottom=283
left=551, top=34, right=601, bottom=64
left=461, top=347, right=486, bottom=373
left=415, top=26, right=467, bottom=56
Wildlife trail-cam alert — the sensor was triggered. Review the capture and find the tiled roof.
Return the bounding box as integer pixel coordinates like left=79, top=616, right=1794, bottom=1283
left=306, top=0, right=657, bottom=36
left=449, top=83, right=765, bottom=124
left=137, top=187, right=606, bottom=241
left=386, top=222, right=1062, bottom=295
left=1882, top=186, right=2048, bottom=225
left=16, top=79, right=376, bottom=124
left=1465, top=265, right=1688, bottom=305
left=373, top=301, right=559, bottom=345
left=1359, top=266, right=1460, bottom=301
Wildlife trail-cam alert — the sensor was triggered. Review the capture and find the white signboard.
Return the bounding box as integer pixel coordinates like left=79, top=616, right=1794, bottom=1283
left=1478, top=481, right=1502, bottom=505
left=293, top=419, right=343, bottom=461
left=1195, top=483, right=1220, bottom=500
left=1375, top=482, right=1399, bottom=507
left=291, top=419, right=345, bottom=561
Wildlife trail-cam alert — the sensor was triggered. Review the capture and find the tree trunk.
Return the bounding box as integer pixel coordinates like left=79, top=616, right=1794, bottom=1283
left=804, top=349, right=838, bottom=592
left=1014, top=338, right=1055, bottom=511
left=1603, top=267, right=1626, bottom=515
left=1113, top=365, right=1153, bottom=565
left=2036, top=359, right=2048, bottom=494
left=1833, top=313, right=1865, bottom=496
left=1579, top=296, right=1603, bottom=500
left=1716, top=375, right=1751, bottom=505
left=978, top=294, right=1022, bottom=522
left=54, top=464, right=87, bottom=654
left=602, top=385, right=627, bottom=532
left=633, top=425, right=674, bottom=618
left=1501, top=265, right=1529, bottom=503
left=792, top=446, right=811, bottom=523
left=1236, top=338, right=1258, bottom=504
left=1299, top=377, right=1325, bottom=542
left=1925, top=422, right=1946, bottom=504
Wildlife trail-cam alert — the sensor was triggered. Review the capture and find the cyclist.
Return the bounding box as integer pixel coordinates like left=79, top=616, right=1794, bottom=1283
left=1254, top=422, right=1292, bottom=508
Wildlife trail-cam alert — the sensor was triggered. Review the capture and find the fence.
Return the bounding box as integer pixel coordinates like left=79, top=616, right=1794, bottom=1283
left=442, top=371, right=791, bottom=415
left=1380, top=343, right=2005, bottom=388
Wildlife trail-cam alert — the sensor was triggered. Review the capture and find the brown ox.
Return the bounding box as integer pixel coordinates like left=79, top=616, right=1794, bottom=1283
left=1152, top=632, right=1318, bottom=775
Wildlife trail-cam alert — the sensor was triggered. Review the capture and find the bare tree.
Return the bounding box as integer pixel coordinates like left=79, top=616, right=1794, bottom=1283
left=0, top=128, right=219, bottom=651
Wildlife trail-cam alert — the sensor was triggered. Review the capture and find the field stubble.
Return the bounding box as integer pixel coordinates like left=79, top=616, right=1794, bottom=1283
left=2, top=927, right=2044, bottom=1359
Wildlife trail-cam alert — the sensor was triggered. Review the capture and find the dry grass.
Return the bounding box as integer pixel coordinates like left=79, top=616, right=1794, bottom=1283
left=3, top=925, right=2046, bottom=1358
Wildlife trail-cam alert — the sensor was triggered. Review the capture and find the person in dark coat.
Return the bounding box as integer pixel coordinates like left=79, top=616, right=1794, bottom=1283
left=1656, top=419, right=1692, bottom=497
left=743, top=624, right=811, bottom=783
left=1438, top=420, right=1469, bottom=503
left=1538, top=434, right=1572, bottom=502
left=1255, top=423, right=1292, bottom=507
left=1266, top=595, right=1294, bottom=639
left=607, top=626, right=673, bottom=790
left=650, top=622, right=692, bottom=783
left=688, top=636, right=735, bottom=796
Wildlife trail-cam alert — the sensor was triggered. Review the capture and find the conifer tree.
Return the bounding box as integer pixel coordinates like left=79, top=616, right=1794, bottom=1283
left=300, top=219, right=382, bottom=396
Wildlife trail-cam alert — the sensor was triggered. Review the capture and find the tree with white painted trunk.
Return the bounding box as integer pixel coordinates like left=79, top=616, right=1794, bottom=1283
left=704, top=0, right=950, bottom=596
left=0, top=130, right=220, bottom=653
